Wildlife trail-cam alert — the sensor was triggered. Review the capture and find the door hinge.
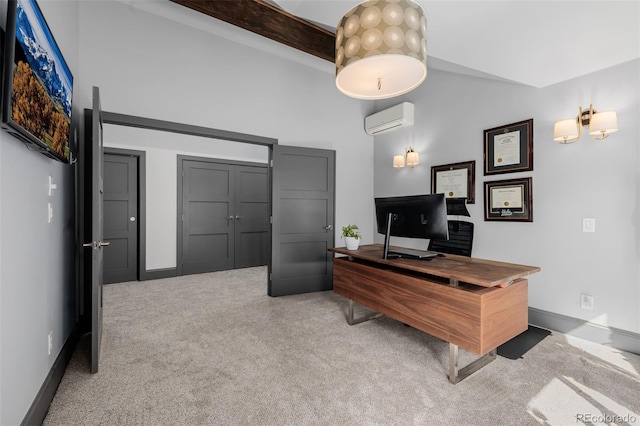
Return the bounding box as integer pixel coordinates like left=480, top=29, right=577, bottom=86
left=269, top=273, right=272, bottom=281
left=270, top=216, right=273, bottom=224
left=270, top=160, right=273, bottom=167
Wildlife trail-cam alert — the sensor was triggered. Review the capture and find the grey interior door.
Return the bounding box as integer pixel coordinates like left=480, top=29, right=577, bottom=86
left=83, top=86, right=106, bottom=374
left=103, top=153, right=138, bottom=284
left=181, top=160, right=235, bottom=274
left=269, top=145, right=335, bottom=297
left=234, top=165, right=269, bottom=268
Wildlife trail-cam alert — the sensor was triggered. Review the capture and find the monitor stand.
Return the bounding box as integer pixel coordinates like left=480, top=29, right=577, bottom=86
left=382, top=212, right=399, bottom=260
left=382, top=212, right=437, bottom=261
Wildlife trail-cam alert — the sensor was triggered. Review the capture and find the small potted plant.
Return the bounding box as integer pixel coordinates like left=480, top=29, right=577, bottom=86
left=341, top=224, right=361, bottom=250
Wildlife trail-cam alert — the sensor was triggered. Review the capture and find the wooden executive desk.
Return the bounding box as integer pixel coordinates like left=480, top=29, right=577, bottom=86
left=329, top=244, right=540, bottom=383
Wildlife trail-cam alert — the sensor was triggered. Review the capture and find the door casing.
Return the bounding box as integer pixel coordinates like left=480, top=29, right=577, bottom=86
left=98, top=112, right=336, bottom=296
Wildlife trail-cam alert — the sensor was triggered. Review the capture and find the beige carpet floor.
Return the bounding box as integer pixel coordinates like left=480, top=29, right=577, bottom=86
left=44, top=266, right=640, bottom=425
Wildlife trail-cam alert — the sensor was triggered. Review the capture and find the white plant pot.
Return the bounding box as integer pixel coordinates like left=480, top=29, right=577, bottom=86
left=344, top=236, right=360, bottom=250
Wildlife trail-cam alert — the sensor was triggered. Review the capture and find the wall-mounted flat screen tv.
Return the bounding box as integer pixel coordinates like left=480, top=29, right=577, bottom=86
left=1, top=0, right=73, bottom=163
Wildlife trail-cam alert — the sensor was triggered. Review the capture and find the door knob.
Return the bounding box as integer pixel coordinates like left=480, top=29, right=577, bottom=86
left=324, top=225, right=333, bottom=230
left=235, top=215, right=243, bottom=220
left=130, top=217, right=136, bottom=222
left=98, top=241, right=110, bottom=248
left=226, top=216, right=235, bottom=220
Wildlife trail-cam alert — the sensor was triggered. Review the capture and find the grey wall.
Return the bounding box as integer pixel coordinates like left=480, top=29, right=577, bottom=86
left=0, top=1, right=82, bottom=424
left=372, top=61, right=640, bottom=336
left=78, top=0, right=376, bottom=252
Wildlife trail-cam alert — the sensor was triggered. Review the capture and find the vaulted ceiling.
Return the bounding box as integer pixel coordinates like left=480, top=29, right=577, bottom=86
left=160, top=1, right=638, bottom=88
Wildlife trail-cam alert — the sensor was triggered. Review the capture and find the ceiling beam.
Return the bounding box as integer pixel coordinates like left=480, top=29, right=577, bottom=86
left=169, top=0, right=335, bottom=62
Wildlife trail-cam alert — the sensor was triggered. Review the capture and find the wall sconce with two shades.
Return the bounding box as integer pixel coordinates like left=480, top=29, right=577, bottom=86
left=393, top=147, right=419, bottom=169
left=553, top=104, right=618, bottom=144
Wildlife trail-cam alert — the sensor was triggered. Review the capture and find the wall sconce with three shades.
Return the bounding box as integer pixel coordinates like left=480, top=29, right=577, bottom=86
left=553, top=104, right=618, bottom=144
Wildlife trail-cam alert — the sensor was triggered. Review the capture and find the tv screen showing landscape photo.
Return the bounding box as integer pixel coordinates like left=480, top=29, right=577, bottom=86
left=2, top=0, right=73, bottom=162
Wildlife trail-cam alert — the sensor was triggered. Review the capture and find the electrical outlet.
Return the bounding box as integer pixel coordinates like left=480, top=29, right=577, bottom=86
left=582, top=217, right=596, bottom=233
left=580, top=294, right=594, bottom=311
left=48, top=331, right=53, bottom=355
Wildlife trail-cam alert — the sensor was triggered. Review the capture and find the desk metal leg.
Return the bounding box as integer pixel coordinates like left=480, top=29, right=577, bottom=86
left=448, top=343, right=497, bottom=384
left=347, top=300, right=383, bottom=325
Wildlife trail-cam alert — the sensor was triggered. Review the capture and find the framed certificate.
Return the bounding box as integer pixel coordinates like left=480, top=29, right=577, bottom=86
left=431, top=160, right=475, bottom=203
left=484, top=177, right=532, bottom=222
left=483, top=119, right=533, bottom=175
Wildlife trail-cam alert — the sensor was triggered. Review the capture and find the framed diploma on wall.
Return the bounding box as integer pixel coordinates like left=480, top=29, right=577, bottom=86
left=484, top=177, right=532, bottom=222
left=431, top=160, right=475, bottom=203
left=483, top=119, right=533, bottom=175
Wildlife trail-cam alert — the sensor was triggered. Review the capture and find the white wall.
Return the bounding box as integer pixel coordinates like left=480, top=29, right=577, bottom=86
left=0, top=1, right=81, bottom=424
left=372, top=61, right=640, bottom=335
left=79, top=1, right=375, bottom=254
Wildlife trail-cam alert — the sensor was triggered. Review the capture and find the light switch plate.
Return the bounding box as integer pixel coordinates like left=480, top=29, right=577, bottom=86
left=582, top=217, right=595, bottom=233
left=48, top=176, right=57, bottom=196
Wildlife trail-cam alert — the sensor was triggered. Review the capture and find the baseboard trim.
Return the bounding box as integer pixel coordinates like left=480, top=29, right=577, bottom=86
left=21, top=324, right=81, bottom=426
left=528, top=307, right=640, bottom=355
left=140, top=267, right=177, bottom=281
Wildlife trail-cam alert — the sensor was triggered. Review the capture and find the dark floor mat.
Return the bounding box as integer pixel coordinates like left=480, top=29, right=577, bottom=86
left=498, top=325, right=552, bottom=359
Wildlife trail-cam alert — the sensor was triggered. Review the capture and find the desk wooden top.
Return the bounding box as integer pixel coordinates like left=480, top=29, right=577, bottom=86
left=329, top=244, right=540, bottom=288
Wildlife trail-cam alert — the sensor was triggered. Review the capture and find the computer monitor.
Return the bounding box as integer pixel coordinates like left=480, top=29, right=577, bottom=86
left=374, top=194, right=449, bottom=259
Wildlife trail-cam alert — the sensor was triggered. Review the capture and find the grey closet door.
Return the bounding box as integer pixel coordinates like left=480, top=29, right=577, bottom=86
left=269, top=145, right=336, bottom=296
left=103, top=153, right=138, bottom=283
left=181, top=160, right=235, bottom=274
left=234, top=165, right=269, bottom=268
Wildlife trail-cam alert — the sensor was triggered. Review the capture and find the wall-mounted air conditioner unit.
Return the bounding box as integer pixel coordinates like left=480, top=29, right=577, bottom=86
left=364, top=102, right=414, bottom=135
